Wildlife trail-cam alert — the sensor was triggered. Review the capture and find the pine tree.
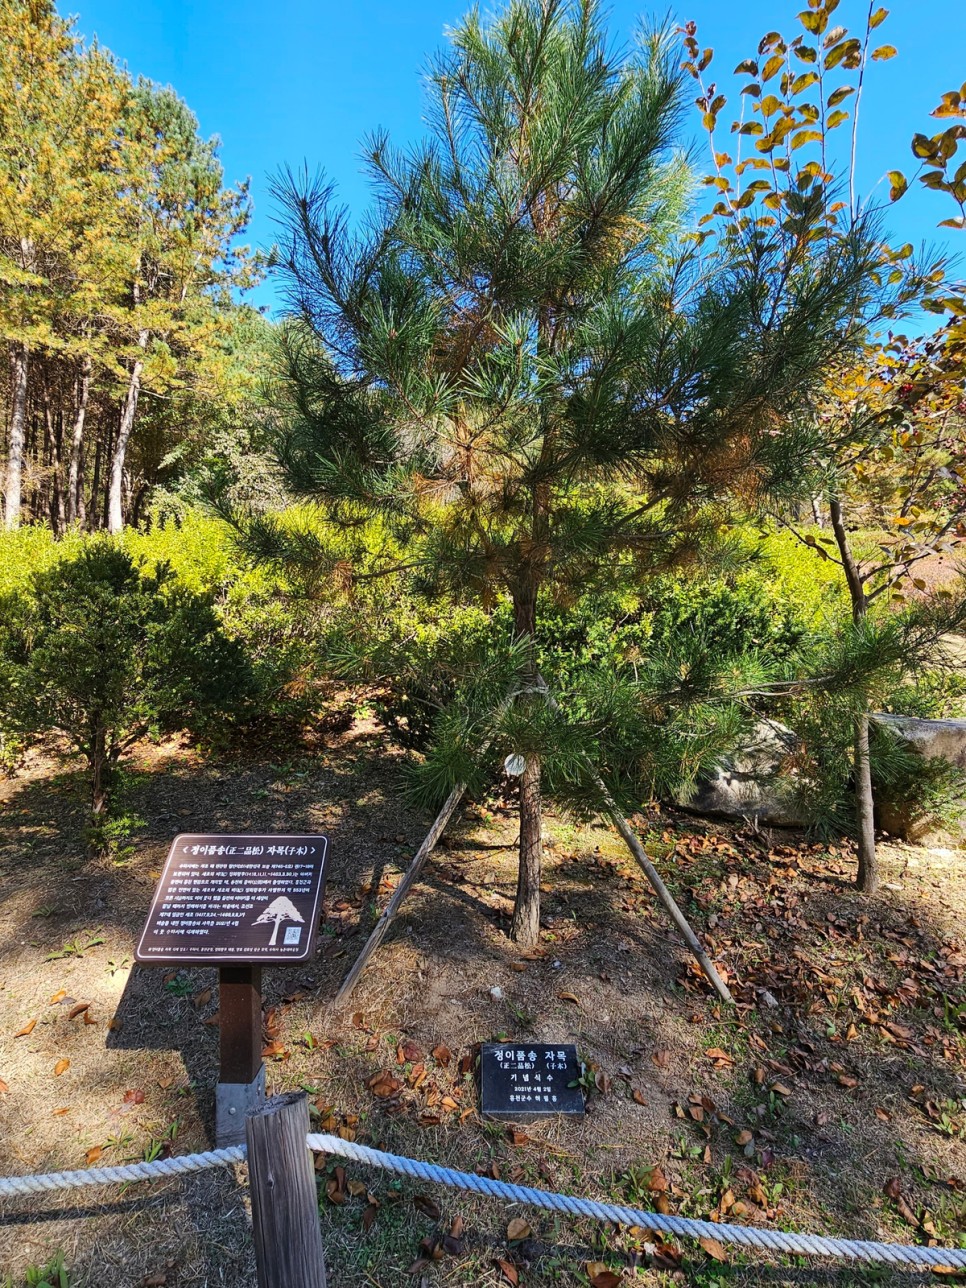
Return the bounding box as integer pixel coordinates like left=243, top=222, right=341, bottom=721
left=267, top=0, right=891, bottom=946
left=104, top=82, right=256, bottom=533
left=0, top=4, right=259, bottom=533
left=0, top=0, right=89, bottom=527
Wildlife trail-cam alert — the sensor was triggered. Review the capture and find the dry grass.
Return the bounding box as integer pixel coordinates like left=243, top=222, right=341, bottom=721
left=1, top=719, right=964, bottom=1288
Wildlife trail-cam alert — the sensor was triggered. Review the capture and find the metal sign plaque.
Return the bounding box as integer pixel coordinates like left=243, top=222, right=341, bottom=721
left=480, top=1042, right=584, bottom=1120
left=135, top=834, right=329, bottom=965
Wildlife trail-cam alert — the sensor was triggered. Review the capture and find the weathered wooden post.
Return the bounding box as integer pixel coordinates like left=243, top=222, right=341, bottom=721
left=247, top=1092, right=328, bottom=1288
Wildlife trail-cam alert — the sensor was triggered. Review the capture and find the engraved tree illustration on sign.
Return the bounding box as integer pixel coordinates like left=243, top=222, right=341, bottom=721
left=253, top=895, right=304, bottom=946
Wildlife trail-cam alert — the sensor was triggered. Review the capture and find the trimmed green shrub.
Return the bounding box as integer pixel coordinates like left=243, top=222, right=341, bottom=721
left=0, top=539, right=253, bottom=848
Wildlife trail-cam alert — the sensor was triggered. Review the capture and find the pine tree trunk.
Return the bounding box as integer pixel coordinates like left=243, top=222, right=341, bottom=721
left=66, top=356, right=91, bottom=527
left=510, top=582, right=542, bottom=946
left=829, top=497, right=878, bottom=892
left=511, top=752, right=542, bottom=946
left=269, top=917, right=281, bottom=947
left=853, top=708, right=878, bottom=893
left=89, top=433, right=102, bottom=530
left=43, top=384, right=65, bottom=536
left=108, top=332, right=148, bottom=534
left=4, top=340, right=28, bottom=530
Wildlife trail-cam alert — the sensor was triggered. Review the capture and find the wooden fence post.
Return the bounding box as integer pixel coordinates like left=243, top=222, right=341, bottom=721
left=246, top=1092, right=328, bottom=1288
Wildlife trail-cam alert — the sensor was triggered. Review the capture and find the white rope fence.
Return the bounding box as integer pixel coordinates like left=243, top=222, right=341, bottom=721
left=0, top=1145, right=245, bottom=1195
left=2, top=1133, right=965, bottom=1270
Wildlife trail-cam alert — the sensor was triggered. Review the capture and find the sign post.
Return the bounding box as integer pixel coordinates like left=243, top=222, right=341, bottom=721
left=135, top=834, right=329, bottom=1145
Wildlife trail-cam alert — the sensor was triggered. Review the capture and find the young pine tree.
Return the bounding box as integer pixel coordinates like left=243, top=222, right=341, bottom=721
left=267, top=0, right=889, bottom=946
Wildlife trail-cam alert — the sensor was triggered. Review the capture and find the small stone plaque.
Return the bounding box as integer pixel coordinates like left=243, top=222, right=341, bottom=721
left=480, top=1042, right=584, bottom=1120
left=135, top=834, right=329, bottom=965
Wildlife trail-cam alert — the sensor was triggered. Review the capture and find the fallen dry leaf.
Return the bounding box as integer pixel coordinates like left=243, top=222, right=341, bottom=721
left=705, top=1046, right=735, bottom=1068
left=49, top=990, right=67, bottom=1005
left=493, top=1259, right=519, bottom=1286
left=86, top=1146, right=103, bottom=1165
left=506, top=1218, right=531, bottom=1241
left=586, top=1263, right=622, bottom=1288
left=326, top=1166, right=347, bottom=1205
left=699, top=1236, right=728, bottom=1261
left=0, top=1078, right=8, bottom=1095
left=14, top=1018, right=37, bottom=1038
left=413, top=1194, right=441, bottom=1220
left=368, top=1070, right=403, bottom=1099
left=53, top=1058, right=70, bottom=1076
left=68, top=1002, right=90, bottom=1020
left=557, top=991, right=581, bottom=1005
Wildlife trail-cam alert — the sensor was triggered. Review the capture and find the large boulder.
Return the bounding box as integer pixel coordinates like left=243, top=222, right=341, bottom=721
left=679, top=719, right=807, bottom=828
left=872, top=714, right=966, bottom=844
left=871, top=713, right=966, bottom=770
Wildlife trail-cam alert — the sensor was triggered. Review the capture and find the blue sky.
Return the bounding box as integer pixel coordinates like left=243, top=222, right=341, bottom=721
left=69, top=0, right=965, bottom=316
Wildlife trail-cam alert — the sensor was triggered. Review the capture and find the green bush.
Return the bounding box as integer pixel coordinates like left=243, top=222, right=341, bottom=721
left=0, top=539, right=253, bottom=848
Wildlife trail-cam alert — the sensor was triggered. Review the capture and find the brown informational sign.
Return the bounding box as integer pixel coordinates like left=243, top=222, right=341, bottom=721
left=135, top=834, right=329, bottom=965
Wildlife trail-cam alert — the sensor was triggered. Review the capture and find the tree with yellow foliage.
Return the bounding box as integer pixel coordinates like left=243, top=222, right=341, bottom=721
left=687, top=0, right=965, bottom=891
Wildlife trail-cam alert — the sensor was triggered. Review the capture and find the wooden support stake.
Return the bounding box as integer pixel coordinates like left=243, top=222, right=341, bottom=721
left=247, top=1092, right=327, bottom=1288
left=333, top=780, right=468, bottom=1007
left=539, top=679, right=734, bottom=1006
left=334, top=687, right=520, bottom=1007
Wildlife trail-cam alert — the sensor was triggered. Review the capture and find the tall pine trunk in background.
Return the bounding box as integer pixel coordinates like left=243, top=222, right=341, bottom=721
left=108, top=329, right=148, bottom=534
left=4, top=340, right=28, bottom=529
left=66, top=354, right=91, bottom=526
left=830, top=496, right=879, bottom=893
left=510, top=578, right=542, bottom=946
left=43, top=379, right=66, bottom=535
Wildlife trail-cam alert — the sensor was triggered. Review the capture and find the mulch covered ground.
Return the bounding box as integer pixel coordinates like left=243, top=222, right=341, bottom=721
left=0, top=716, right=964, bottom=1287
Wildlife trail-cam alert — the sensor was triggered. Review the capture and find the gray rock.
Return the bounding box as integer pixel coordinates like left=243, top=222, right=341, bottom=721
left=871, top=713, right=966, bottom=843
left=679, top=719, right=807, bottom=828
left=871, top=713, right=966, bottom=770
left=679, top=712, right=966, bottom=840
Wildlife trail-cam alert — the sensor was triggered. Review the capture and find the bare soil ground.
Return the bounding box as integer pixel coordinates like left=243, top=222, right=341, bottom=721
left=1, top=716, right=964, bottom=1288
